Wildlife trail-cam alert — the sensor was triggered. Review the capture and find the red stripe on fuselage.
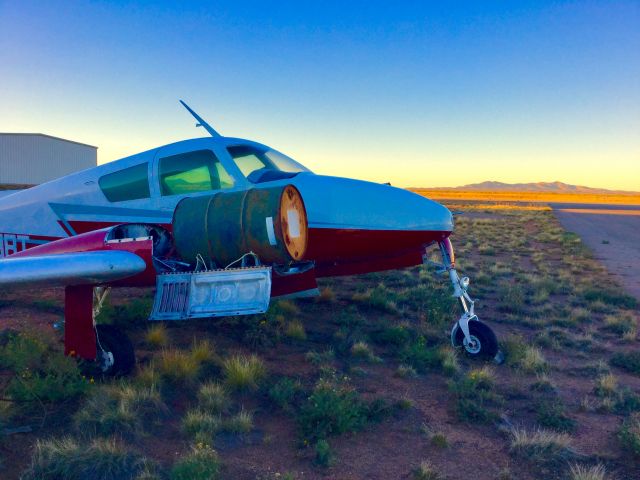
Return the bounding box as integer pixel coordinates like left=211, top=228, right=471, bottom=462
left=305, top=227, right=450, bottom=263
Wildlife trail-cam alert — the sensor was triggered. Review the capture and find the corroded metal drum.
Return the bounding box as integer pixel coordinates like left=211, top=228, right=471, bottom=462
left=173, top=185, right=308, bottom=266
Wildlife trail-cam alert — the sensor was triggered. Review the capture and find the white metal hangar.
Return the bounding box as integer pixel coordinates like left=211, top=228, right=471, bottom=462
left=0, top=133, right=97, bottom=185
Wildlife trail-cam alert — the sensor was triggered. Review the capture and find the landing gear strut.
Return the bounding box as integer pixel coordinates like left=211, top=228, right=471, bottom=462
left=427, top=238, right=502, bottom=362
left=64, top=285, right=135, bottom=376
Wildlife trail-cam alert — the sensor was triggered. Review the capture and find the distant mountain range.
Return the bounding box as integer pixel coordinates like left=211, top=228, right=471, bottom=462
left=426, top=181, right=638, bottom=195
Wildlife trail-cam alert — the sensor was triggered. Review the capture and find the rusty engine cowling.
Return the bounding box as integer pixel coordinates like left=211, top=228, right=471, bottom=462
left=172, top=185, right=308, bottom=267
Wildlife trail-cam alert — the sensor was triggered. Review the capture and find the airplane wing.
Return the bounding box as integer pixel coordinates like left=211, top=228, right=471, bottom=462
left=0, top=251, right=146, bottom=287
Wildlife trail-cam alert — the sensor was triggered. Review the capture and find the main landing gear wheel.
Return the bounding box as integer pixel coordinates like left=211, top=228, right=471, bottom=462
left=95, top=324, right=135, bottom=376
left=452, top=321, right=499, bottom=359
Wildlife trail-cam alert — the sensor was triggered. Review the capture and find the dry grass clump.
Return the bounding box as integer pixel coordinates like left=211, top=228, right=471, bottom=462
left=509, top=427, right=572, bottom=461
left=521, top=347, right=548, bottom=374
left=190, top=338, right=216, bottom=364
left=197, top=382, right=230, bottom=414
left=317, top=286, right=336, bottom=303
left=21, top=436, right=155, bottom=480
left=222, top=409, right=254, bottom=433
left=594, top=374, right=618, bottom=398
left=182, top=409, right=221, bottom=441
left=74, top=384, right=166, bottom=438
left=274, top=299, right=300, bottom=316
left=569, top=463, right=608, bottom=480
left=158, top=349, right=199, bottom=384
left=603, top=313, right=638, bottom=341
left=223, top=354, right=266, bottom=391
left=413, top=460, right=443, bottom=480
left=145, top=324, right=169, bottom=348
left=285, top=319, right=307, bottom=340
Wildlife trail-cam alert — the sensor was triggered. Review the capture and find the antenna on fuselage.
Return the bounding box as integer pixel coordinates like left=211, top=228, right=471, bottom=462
left=179, top=100, right=221, bottom=137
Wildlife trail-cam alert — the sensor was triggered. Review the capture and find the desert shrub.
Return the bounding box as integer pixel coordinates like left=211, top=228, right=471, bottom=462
left=536, top=400, right=576, bottom=432
left=170, top=444, right=220, bottom=480
left=619, top=413, right=640, bottom=457
left=21, top=436, right=155, bottom=480
left=0, top=331, right=48, bottom=370
left=314, top=438, right=334, bottom=467
left=501, top=335, right=548, bottom=374
left=371, top=325, right=411, bottom=350
left=98, top=297, right=153, bottom=327
left=449, top=367, right=502, bottom=423
left=305, top=349, right=335, bottom=366
left=145, top=324, right=169, bottom=348
left=350, top=341, right=381, bottom=363
left=1, top=332, right=88, bottom=404
left=352, top=284, right=398, bottom=313
left=75, top=384, right=167, bottom=438
left=582, top=288, right=637, bottom=310
left=399, top=284, right=455, bottom=326
left=610, top=351, right=640, bottom=375
left=399, top=338, right=456, bottom=375
left=298, top=380, right=389, bottom=441
left=614, top=388, right=640, bottom=414
left=497, top=283, right=526, bottom=313
left=197, top=382, right=230, bottom=414
left=603, top=313, right=637, bottom=339
left=430, top=432, right=448, bottom=448
left=269, top=377, right=304, bottom=412
left=223, top=354, right=266, bottom=391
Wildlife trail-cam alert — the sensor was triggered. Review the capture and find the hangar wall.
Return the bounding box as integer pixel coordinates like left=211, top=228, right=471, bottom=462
left=0, top=133, right=97, bottom=185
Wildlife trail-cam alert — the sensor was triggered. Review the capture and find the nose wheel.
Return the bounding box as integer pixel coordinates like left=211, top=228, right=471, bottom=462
left=451, top=320, right=498, bottom=358
left=427, top=239, right=502, bottom=363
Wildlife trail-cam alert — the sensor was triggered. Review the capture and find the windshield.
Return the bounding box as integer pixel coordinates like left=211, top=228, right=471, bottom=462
left=227, top=145, right=310, bottom=182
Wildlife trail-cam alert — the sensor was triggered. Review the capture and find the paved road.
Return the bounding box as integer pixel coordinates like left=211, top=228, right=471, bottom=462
left=551, top=203, right=640, bottom=301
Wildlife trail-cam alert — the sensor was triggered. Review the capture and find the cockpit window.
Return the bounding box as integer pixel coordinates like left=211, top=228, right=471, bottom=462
left=159, top=150, right=234, bottom=196
left=227, top=145, right=310, bottom=183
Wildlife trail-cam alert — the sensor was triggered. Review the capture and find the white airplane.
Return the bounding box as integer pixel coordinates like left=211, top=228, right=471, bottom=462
left=0, top=102, right=499, bottom=374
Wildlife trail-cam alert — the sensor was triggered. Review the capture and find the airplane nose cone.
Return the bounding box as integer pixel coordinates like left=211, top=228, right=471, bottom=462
left=289, top=174, right=453, bottom=263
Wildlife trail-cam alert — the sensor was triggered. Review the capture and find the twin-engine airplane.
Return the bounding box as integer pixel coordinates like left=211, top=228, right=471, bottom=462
left=0, top=102, right=499, bottom=374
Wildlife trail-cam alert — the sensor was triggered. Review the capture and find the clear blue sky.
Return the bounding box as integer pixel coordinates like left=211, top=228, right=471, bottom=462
left=1, top=1, right=638, bottom=190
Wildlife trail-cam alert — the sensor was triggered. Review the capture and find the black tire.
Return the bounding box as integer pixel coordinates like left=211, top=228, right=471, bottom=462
left=95, top=324, right=135, bottom=376
left=454, top=321, right=499, bottom=359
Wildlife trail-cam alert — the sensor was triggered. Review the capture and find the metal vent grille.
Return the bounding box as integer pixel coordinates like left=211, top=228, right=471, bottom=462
left=150, top=267, right=271, bottom=321
left=151, top=274, right=191, bottom=320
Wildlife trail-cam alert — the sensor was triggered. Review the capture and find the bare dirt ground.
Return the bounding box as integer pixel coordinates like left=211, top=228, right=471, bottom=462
left=552, top=203, right=640, bottom=301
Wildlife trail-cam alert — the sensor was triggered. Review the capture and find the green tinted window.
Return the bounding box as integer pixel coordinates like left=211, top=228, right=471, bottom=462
left=99, top=162, right=150, bottom=202
left=159, top=150, right=233, bottom=196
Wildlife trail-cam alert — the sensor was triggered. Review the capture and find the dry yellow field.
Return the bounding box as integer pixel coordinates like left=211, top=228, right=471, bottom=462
left=410, top=189, right=640, bottom=205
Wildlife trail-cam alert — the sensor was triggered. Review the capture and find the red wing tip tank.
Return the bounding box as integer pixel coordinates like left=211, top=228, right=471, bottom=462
left=0, top=100, right=502, bottom=375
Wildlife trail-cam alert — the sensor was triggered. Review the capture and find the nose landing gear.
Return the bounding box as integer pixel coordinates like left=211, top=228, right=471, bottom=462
left=427, top=239, right=502, bottom=362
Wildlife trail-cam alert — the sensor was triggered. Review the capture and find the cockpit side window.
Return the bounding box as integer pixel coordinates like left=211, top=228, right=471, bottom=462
left=227, top=145, right=310, bottom=183
left=99, top=162, right=150, bottom=202
left=227, top=146, right=269, bottom=177
left=158, top=150, right=233, bottom=196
